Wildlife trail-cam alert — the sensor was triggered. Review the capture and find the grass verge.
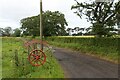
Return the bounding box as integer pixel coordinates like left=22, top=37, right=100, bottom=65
left=0, top=37, right=2, bottom=79
left=2, top=37, right=64, bottom=78
left=46, top=37, right=118, bottom=64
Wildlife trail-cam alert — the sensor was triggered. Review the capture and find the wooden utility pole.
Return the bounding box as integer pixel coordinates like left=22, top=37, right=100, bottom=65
left=40, top=0, right=43, bottom=50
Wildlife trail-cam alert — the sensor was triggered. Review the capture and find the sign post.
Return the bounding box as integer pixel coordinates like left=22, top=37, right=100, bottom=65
left=40, top=0, right=43, bottom=50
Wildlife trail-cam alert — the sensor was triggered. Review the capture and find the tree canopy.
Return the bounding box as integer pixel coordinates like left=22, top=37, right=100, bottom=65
left=20, top=11, right=68, bottom=37
left=0, top=27, right=12, bottom=36
left=71, top=0, right=120, bottom=37
left=13, top=28, right=21, bottom=37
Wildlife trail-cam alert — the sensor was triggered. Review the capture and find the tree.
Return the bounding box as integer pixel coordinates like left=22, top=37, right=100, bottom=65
left=74, top=27, right=79, bottom=34
left=66, top=28, right=72, bottom=36
left=0, top=28, right=4, bottom=36
left=20, top=15, right=39, bottom=36
left=3, top=27, right=12, bottom=36
left=79, top=28, right=85, bottom=35
left=13, top=28, right=21, bottom=37
left=116, top=12, right=120, bottom=34
left=20, top=11, right=68, bottom=37
left=71, top=0, right=120, bottom=37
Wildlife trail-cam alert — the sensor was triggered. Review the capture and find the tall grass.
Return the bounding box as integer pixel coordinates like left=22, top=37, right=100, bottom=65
left=46, top=36, right=119, bottom=63
left=0, top=37, right=2, bottom=79
left=2, top=37, right=64, bottom=78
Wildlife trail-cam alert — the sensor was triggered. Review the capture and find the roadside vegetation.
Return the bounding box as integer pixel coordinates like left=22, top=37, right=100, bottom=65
left=1, top=0, right=120, bottom=78
left=47, top=36, right=119, bottom=63
left=0, top=37, right=2, bottom=79
left=2, top=37, right=64, bottom=78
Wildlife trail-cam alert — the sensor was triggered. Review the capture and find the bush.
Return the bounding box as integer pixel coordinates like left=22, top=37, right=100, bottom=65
left=46, top=36, right=119, bottom=63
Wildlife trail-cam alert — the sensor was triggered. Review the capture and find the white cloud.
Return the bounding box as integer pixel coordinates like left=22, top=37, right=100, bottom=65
left=0, top=0, right=90, bottom=29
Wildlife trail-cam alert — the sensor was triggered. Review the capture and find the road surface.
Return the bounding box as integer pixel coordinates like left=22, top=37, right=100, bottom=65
left=53, top=47, right=118, bottom=78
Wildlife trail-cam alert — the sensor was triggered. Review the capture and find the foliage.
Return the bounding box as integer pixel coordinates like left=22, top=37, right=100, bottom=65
left=12, top=28, right=21, bottom=37
left=66, top=27, right=92, bottom=36
left=0, top=37, right=2, bottom=78
left=66, top=28, right=72, bottom=36
left=46, top=36, right=118, bottom=63
left=0, top=28, right=4, bottom=36
left=71, top=0, right=120, bottom=37
left=0, top=27, right=22, bottom=37
left=2, top=37, right=64, bottom=78
left=0, top=27, right=12, bottom=36
left=20, top=11, right=68, bottom=37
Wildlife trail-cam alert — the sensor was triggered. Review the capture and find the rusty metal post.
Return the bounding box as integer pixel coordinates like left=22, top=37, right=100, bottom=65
left=40, top=0, right=43, bottom=50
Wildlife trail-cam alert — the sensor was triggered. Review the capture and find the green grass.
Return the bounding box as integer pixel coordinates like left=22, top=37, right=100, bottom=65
left=46, top=36, right=119, bottom=63
left=2, top=37, right=64, bottom=78
left=0, top=37, right=2, bottom=79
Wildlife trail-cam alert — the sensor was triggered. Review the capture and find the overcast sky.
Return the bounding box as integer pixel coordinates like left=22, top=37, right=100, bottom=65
left=0, top=0, right=92, bottom=29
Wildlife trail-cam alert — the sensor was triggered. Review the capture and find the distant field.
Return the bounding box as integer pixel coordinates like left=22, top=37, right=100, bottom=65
left=2, top=37, right=64, bottom=78
left=57, top=35, right=120, bottom=38
left=58, top=36, right=95, bottom=38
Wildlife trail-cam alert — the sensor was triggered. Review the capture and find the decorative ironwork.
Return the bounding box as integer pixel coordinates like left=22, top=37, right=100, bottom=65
left=24, top=39, right=50, bottom=66
left=28, top=49, right=46, bottom=66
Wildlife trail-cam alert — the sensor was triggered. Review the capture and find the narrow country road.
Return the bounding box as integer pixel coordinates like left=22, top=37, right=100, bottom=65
left=53, top=47, right=118, bottom=78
